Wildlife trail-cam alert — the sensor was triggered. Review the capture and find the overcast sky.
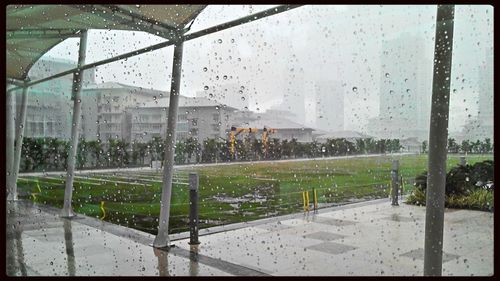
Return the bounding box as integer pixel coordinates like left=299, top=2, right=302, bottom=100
left=40, top=5, right=493, bottom=133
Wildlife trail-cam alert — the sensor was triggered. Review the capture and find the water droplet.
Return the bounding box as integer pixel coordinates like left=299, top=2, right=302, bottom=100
left=241, top=96, right=246, bottom=101
left=385, top=73, right=390, bottom=78
left=203, top=67, right=207, bottom=72
left=217, top=39, right=223, bottom=44
left=204, top=86, right=209, bottom=90
left=352, top=87, right=358, bottom=92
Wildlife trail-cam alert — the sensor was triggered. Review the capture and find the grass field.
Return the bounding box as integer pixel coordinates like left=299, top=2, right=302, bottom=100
left=17, top=153, right=493, bottom=234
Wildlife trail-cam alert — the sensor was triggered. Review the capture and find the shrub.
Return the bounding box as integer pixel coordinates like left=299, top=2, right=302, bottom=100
left=405, top=187, right=426, bottom=206
left=470, top=160, right=494, bottom=188
left=445, top=165, right=475, bottom=196
left=412, top=160, right=494, bottom=196
left=405, top=188, right=494, bottom=212
left=414, top=171, right=427, bottom=191
left=446, top=189, right=494, bottom=211
left=408, top=160, right=495, bottom=211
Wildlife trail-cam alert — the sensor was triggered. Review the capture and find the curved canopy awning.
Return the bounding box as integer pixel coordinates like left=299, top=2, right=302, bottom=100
left=6, top=4, right=206, bottom=81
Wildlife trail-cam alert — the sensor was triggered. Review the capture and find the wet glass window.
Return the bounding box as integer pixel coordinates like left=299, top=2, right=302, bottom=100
left=6, top=4, right=493, bottom=277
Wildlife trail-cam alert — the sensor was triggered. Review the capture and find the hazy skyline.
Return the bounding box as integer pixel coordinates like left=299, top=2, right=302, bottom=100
left=34, top=5, right=493, bottom=133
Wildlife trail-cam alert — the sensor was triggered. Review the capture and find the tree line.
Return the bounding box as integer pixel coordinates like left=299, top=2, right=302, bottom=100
left=421, top=138, right=493, bottom=154
left=18, top=136, right=492, bottom=172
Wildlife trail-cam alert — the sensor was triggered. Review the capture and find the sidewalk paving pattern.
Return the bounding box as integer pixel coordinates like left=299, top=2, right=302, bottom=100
left=6, top=198, right=493, bottom=276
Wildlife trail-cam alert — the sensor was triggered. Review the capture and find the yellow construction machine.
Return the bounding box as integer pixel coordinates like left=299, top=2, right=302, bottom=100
left=229, top=126, right=277, bottom=158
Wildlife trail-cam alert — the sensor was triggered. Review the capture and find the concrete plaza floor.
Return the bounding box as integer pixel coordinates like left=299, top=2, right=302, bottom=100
left=6, top=198, right=493, bottom=276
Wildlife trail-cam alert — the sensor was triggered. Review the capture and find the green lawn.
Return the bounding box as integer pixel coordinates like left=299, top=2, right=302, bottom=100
left=17, top=153, right=493, bottom=234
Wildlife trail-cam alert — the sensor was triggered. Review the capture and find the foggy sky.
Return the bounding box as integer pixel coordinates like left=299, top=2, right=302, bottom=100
left=40, top=5, right=493, bottom=133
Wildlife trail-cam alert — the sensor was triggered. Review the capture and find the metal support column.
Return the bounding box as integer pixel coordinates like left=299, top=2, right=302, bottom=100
left=189, top=172, right=200, bottom=245
left=391, top=160, right=399, bottom=206
left=424, top=5, right=455, bottom=276
left=153, top=37, right=184, bottom=248
left=6, top=85, right=17, bottom=201
left=61, top=30, right=88, bottom=217
left=12, top=83, right=29, bottom=197
left=459, top=156, right=466, bottom=166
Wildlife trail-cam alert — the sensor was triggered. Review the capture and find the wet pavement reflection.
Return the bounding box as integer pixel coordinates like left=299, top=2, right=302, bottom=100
left=5, top=200, right=230, bottom=276
left=6, top=198, right=493, bottom=276
left=63, top=220, right=75, bottom=276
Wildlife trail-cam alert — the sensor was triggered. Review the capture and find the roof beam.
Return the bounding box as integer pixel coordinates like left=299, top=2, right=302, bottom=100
left=183, top=5, right=302, bottom=41
left=7, top=5, right=303, bottom=92
left=7, top=29, right=82, bottom=39
left=6, top=78, right=25, bottom=87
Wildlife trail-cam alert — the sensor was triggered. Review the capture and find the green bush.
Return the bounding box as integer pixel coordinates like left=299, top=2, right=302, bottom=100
left=445, top=165, right=475, bottom=196
left=470, top=160, right=494, bottom=187
left=405, top=188, right=494, bottom=212
left=405, top=187, right=426, bottom=206
left=446, top=189, right=493, bottom=211
left=412, top=160, right=494, bottom=196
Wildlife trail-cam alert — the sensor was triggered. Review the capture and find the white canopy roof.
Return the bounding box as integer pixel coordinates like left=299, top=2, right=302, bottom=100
left=6, top=5, right=206, bottom=80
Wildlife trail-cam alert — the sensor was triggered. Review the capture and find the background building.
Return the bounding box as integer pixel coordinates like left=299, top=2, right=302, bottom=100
left=196, top=82, right=249, bottom=111
left=366, top=33, right=433, bottom=141
left=461, top=48, right=494, bottom=141
left=80, top=82, right=163, bottom=141
left=15, top=57, right=96, bottom=139
left=314, top=79, right=344, bottom=132
left=127, top=96, right=237, bottom=143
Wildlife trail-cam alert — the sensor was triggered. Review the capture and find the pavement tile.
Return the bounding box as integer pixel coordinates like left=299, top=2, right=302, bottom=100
left=306, top=241, right=357, bottom=255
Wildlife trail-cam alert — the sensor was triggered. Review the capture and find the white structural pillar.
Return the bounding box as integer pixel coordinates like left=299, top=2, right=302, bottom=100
left=153, top=36, right=184, bottom=248
left=6, top=84, right=17, bottom=201
left=12, top=83, right=29, bottom=197
left=62, top=31, right=88, bottom=217
left=424, top=5, right=455, bottom=276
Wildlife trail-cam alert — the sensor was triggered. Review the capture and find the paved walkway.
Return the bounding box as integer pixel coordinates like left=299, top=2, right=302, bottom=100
left=6, top=198, right=493, bottom=276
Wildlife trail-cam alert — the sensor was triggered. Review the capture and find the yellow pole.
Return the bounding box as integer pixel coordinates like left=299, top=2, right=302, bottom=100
left=302, top=191, right=306, bottom=212
left=305, top=191, right=310, bottom=212
left=313, top=188, right=318, bottom=210
left=100, top=201, right=106, bottom=220
left=230, top=131, right=235, bottom=156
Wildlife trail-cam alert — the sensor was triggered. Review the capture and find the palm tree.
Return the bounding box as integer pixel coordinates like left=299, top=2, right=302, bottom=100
left=131, top=142, right=148, bottom=165
left=77, top=139, right=88, bottom=169
left=202, top=138, right=217, bottom=163
left=174, top=141, right=187, bottom=164
left=448, top=138, right=459, bottom=153
left=185, top=137, right=200, bottom=163
left=87, top=140, right=102, bottom=168
left=356, top=138, right=366, bottom=154
left=481, top=138, right=492, bottom=154
left=290, top=138, right=299, bottom=158
left=281, top=139, right=291, bottom=159
left=461, top=140, right=471, bottom=154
